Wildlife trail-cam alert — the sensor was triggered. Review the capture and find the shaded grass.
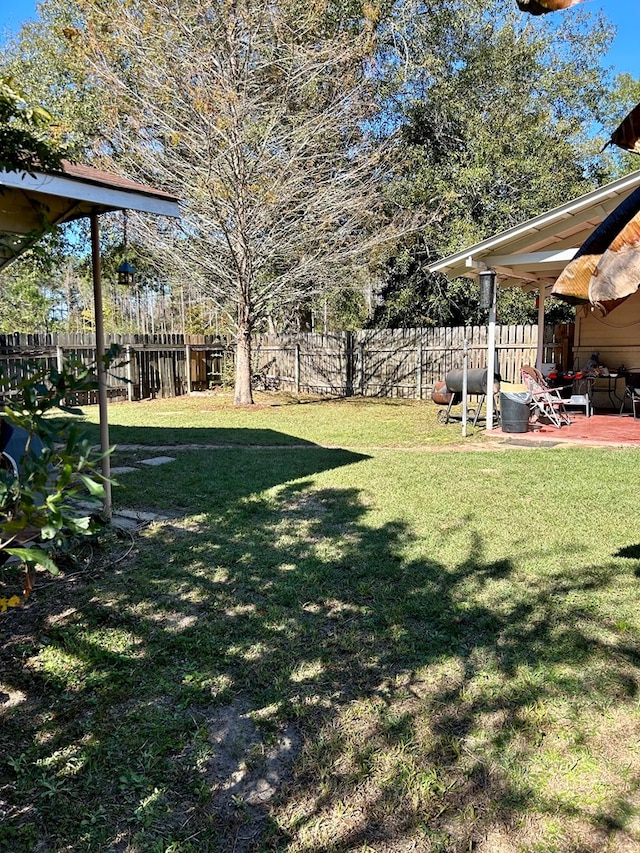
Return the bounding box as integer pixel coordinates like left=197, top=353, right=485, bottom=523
left=2, top=397, right=640, bottom=852
left=53, top=391, right=479, bottom=448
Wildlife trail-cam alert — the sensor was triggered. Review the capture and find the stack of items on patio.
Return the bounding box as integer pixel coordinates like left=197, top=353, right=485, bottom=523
left=541, top=361, right=592, bottom=420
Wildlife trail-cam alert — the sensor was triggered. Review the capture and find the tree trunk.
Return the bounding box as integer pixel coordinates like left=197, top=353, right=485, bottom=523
left=234, top=312, right=254, bottom=406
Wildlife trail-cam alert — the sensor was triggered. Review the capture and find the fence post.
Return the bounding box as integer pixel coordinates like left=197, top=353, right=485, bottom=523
left=126, top=345, right=134, bottom=402
left=345, top=332, right=354, bottom=396
left=0, top=323, right=557, bottom=404
left=185, top=344, right=192, bottom=394
left=56, top=345, right=64, bottom=374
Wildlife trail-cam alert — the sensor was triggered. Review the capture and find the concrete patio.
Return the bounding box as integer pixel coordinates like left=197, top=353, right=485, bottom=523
left=489, top=408, right=640, bottom=447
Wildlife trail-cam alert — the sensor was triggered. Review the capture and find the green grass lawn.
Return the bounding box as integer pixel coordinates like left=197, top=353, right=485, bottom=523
left=2, top=394, right=640, bottom=852
left=57, top=390, right=474, bottom=448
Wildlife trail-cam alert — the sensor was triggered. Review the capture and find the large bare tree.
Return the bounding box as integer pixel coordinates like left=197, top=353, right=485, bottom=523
left=64, top=0, right=396, bottom=403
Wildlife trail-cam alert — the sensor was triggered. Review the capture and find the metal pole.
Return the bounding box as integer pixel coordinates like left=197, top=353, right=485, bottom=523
left=462, top=338, right=469, bottom=438
left=483, top=271, right=497, bottom=431
left=536, top=283, right=546, bottom=369
left=56, top=345, right=65, bottom=406
left=90, top=212, right=112, bottom=519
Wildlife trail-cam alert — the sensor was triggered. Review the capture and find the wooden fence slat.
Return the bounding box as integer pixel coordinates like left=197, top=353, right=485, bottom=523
left=0, top=326, right=565, bottom=403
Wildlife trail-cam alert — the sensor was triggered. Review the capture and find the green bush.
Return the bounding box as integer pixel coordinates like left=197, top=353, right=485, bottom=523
left=0, top=349, right=119, bottom=607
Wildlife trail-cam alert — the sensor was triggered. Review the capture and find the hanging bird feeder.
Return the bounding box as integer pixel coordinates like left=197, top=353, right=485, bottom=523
left=116, top=210, right=136, bottom=287
left=117, top=259, right=136, bottom=287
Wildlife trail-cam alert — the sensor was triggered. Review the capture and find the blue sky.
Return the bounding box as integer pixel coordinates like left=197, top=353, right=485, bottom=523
left=0, top=0, right=638, bottom=77
left=591, top=0, right=640, bottom=77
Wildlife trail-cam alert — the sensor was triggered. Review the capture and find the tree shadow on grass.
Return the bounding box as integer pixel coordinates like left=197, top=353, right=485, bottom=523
left=1, top=446, right=640, bottom=852
left=52, top=419, right=326, bottom=448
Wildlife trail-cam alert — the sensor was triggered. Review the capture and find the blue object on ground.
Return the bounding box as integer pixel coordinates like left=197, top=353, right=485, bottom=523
left=0, top=419, right=45, bottom=474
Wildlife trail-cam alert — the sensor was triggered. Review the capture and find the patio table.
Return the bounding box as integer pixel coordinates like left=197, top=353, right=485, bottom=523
left=575, top=373, right=624, bottom=411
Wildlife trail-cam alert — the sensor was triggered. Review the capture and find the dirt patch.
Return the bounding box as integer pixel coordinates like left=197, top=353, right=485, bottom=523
left=200, top=698, right=301, bottom=853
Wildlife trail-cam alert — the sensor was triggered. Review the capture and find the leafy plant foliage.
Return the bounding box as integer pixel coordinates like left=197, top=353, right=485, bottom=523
left=0, top=76, right=68, bottom=175
left=0, top=351, right=118, bottom=606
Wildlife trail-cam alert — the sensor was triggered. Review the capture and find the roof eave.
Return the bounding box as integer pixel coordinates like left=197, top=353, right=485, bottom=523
left=0, top=167, right=181, bottom=219
left=428, top=169, right=640, bottom=280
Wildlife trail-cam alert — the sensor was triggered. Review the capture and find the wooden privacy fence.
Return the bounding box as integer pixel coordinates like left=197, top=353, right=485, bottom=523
left=0, top=325, right=567, bottom=402
left=253, top=325, right=566, bottom=398
left=0, top=333, right=229, bottom=403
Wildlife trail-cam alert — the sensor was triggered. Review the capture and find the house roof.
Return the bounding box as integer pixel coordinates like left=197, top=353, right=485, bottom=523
left=427, top=169, right=640, bottom=290
left=0, top=160, right=181, bottom=268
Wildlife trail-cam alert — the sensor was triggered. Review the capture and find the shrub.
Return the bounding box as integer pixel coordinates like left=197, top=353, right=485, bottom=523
left=0, top=348, right=119, bottom=608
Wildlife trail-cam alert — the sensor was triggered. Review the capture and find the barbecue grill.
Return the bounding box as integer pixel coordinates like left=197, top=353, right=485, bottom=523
left=434, top=368, right=500, bottom=426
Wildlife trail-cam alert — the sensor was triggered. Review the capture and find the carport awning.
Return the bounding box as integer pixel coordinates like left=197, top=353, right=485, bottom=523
left=427, top=169, right=640, bottom=290
left=0, top=160, right=181, bottom=518
left=0, top=160, right=180, bottom=268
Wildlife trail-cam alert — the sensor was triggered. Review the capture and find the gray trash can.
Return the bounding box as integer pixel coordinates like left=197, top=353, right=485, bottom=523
left=500, top=390, right=531, bottom=434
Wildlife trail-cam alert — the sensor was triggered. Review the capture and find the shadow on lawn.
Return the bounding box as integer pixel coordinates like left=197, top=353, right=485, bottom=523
left=53, top=419, right=323, bottom=448
left=1, top=442, right=639, bottom=852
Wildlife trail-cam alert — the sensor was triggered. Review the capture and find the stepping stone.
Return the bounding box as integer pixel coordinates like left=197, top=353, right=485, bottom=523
left=139, top=456, right=176, bottom=466
left=111, top=515, right=140, bottom=531
left=117, top=509, right=170, bottom=522
left=111, top=466, right=139, bottom=475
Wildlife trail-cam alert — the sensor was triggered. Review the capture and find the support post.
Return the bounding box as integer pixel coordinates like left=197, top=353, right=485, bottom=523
left=56, top=345, right=65, bottom=406
left=480, top=269, right=497, bottom=432
left=462, top=338, right=469, bottom=438
left=91, top=213, right=112, bottom=519
left=536, top=283, right=546, bottom=370
left=295, top=343, right=300, bottom=394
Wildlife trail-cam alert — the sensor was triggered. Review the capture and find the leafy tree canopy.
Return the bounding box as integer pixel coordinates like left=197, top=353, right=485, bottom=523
left=372, top=0, right=633, bottom=327
left=1, top=0, right=639, bottom=336
left=0, top=75, right=69, bottom=174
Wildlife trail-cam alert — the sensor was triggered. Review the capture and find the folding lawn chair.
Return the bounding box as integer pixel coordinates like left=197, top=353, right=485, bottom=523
left=521, top=365, right=572, bottom=428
